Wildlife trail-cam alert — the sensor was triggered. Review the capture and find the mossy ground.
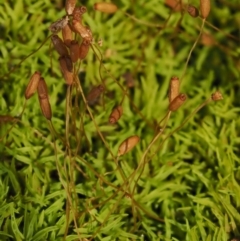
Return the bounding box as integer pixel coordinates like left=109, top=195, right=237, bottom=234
left=0, top=0, right=240, bottom=240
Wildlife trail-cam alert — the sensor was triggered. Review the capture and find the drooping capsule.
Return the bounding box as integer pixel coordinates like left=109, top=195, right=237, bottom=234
left=59, top=56, right=74, bottom=85
left=72, top=20, right=92, bottom=41
left=94, top=2, right=118, bottom=13
left=169, top=93, right=187, bottom=111
left=109, top=106, right=123, bottom=124
left=51, top=35, right=69, bottom=56
left=65, top=0, right=77, bottom=15
left=69, top=40, right=79, bottom=63
left=200, top=0, right=210, bottom=19
left=118, top=135, right=140, bottom=156
left=211, top=91, right=223, bottom=101
left=49, top=16, right=69, bottom=33
left=62, top=24, right=73, bottom=47
left=168, top=76, right=180, bottom=103
left=86, top=85, right=105, bottom=104
left=187, top=5, right=199, bottom=18
left=25, top=71, right=41, bottom=99
left=37, top=78, right=52, bottom=120
left=79, top=38, right=90, bottom=59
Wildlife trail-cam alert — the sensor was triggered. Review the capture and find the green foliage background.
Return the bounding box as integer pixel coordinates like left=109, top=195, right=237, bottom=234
left=0, top=0, right=240, bottom=240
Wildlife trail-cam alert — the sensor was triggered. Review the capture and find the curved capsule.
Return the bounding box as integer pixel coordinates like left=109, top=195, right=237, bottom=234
left=187, top=5, right=199, bottom=18
left=211, top=91, right=223, bottom=101
left=25, top=71, right=41, bottom=99
left=51, top=35, right=69, bottom=56
left=69, top=40, right=79, bottom=63
left=65, top=0, right=76, bottom=15
left=86, top=85, right=104, bottom=104
left=94, top=2, right=118, bottom=13
left=118, top=135, right=140, bottom=156
left=109, top=106, right=123, bottom=124
left=62, top=24, right=73, bottom=47
left=200, top=0, right=210, bottom=19
left=169, top=93, right=187, bottom=111
left=79, top=38, right=90, bottom=59
left=37, top=78, right=52, bottom=120
left=59, top=56, right=74, bottom=85
left=72, top=20, right=92, bottom=41
left=168, top=76, right=179, bottom=103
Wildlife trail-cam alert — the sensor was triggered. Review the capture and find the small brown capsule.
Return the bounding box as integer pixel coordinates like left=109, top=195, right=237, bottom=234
left=69, top=40, right=79, bottom=63
left=211, top=91, right=223, bottom=101
left=169, top=93, right=187, bottom=111
left=168, top=76, right=180, bottom=103
left=72, top=20, right=92, bottom=41
left=94, top=2, right=118, bottom=13
left=62, top=24, right=73, bottom=47
left=37, top=77, right=48, bottom=99
left=25, top=71, right=41, bottom=99
left=187, top=5, right=199, bottom=18
left=38, top=98, right=52, bottom=120
left=165, top=0, right=182, bottom=11
left=200, top=0, right=211, bottom=19
left=86, top=85, right=105, bottom=104
left=64, top=55, right=73, bottom=72
left=51, top=35, right=69, bottom=56
left=59, top=56, right=74, bottom=85
left=72, top=6, right=87, bottom=21
left=49, top=16, right=69, bottom=33
left=37, top=78, right=52, bottom=120
left=109, top=106, right=123, bottom=124
left=65, top=0, right=76, bottom=15
left=79, top=38, right=90, bottom=59
left=118, top=135, right=140, bottom=156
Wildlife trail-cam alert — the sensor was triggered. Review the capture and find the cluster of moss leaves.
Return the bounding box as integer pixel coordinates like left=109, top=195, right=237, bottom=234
left=0, top=0, right=240, bottom=240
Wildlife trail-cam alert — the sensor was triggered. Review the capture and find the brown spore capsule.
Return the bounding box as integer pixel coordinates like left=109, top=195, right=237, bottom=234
left=79, top=38, right=90, bottom=59
left=25, top=71, right=41, bottom=99
left=86, top=85, right=105, bottom=104
left=165, top=0, right=182, bottom=11
left=168, top=76, right=180, bottom=103
left=62, top=24, right=73, bottom=47
left=118, top=135, right=140, bottom=156
left=72, top=20, right=92, bottom=41
left=49, top=16, right=69, bottom=33
left=69, top=40, right=79, bottom=63
left=51, top=35, right=69, bottom=56
left=94, top=2, right=118, bottom=13
left=211, top=91, right=223, bottom=101
left=37, top=78, right=52, bottom=120
left=65, top=0, right=76, bottom=15
left=109, top=106, right=123, bottom=124
left=72, top=6, right=87, bottom=21
left=200, top=0, right=211, bottom=19
left=64, top=55, right=73, bottom=72
left=169, top=93, right=187, bottom=111
left=59, top=56, right=74, bottom=85
left=187, top=5, right=199, bottom=18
